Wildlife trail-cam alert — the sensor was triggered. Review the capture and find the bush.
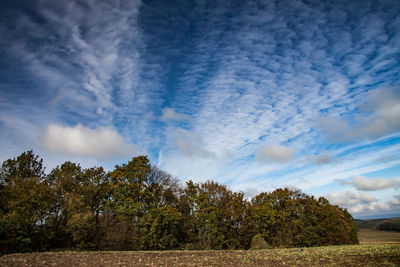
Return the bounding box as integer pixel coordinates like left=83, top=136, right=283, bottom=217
left=251, top=234, right=270, bottom=250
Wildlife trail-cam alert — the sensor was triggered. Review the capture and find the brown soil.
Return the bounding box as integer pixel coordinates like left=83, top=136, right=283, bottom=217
left=1, top=244, right=399, bottom=267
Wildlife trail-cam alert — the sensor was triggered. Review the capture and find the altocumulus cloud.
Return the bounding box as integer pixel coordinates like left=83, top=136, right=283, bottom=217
left=340, top=176, right=400, bottom=191
left=42, top=124, right=141, bottom=159
left=160, top=108, right=190, bottom=122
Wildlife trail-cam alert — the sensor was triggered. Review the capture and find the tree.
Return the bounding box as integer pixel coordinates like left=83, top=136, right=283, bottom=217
left=182, top=181, right=248, bottom=249
left=107, top=156, right=152, bottom=218
left=0, top=151, right=53, bottom=253
left=46, top=161, right=83, bottom=249
left=140, top=206, right=184, bottom=250
left=62, top=166, right=110, bottom=250
left=76, top=167, right=110, bottom=249
left=45, top=162, right=112, bottom=250
left=315, top=197, right=358, bottom=245
left=249, top=188, right=358, bottom=248
left=0, top=151, right=359, bottom=252
left=0, top=150, right=45, bottom=184
left=105, top=156, right=153, bottom=250
left=147, top=166, right=180, bottom=207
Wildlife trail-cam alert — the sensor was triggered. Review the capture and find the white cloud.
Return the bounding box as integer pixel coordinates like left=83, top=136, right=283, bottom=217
left=326, top=191, right=376, bottom=206
left=320, top=87, right=400, bottom=142
left=160, top=108, right=190, bottom=122
left=326, top=191, right=400, bottom=215
left=42, top=124, right=141, bottom=159
left=340, top=176, right=400, bottom=191
left=256, top=145, right=296, bottom=163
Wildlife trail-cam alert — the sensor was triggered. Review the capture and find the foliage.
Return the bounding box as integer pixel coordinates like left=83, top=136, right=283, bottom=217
left=140, top=206, right=184, bottom=250
left=0, top=151, right=359, bottom=253
left=0, top=151, right=52, bottom=253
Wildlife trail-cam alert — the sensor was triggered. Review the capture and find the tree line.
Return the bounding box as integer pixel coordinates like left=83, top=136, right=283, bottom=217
left=0, top=151, right=358, bottom=253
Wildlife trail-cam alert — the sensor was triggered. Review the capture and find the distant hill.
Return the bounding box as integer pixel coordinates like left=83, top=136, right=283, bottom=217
left=355, top=218, right=400, bottom=232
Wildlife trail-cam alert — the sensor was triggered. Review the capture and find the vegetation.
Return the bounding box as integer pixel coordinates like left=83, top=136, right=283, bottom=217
left=356, top=218, right=400, bottom=232
left=1, top=244, right=399, bottom=266
left=0, top=151, right=358, bottom=253
left=377, top=222, right=400, bottom=232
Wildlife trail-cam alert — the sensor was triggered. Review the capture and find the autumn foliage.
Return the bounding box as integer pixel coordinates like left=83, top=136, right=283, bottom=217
left=0, top=151, right=358, bottom=253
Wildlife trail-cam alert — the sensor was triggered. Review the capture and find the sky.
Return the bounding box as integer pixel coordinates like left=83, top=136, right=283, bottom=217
left=0, top=0, right=399, bottom=219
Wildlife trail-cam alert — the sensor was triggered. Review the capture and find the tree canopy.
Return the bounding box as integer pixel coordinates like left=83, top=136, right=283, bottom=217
left=0, top=151, right=358, bottom=253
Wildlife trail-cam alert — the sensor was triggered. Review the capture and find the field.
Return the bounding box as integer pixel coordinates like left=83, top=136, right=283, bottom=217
left=2, top=230, right=400, bottom=266
left=0, top=244, right=399, bottom=266
left=358, top=229, right=400, bottom=244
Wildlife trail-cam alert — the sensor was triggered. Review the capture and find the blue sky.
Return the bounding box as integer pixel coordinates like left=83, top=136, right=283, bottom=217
left=0, top=0, right=399, bottom=218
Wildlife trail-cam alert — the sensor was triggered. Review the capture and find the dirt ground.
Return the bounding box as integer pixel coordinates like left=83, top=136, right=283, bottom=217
left=1, top=244, right=399, bottom=267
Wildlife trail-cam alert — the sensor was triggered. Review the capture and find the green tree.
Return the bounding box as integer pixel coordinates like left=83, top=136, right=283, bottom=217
left=46, top=162, right=111, bottom=250
left=76, top=167, right=110, bottom=249
left=0, top=150, right=45, bottom=184
left=0, top=151, right=53, bottom=253
left=62, top=166, right=110, bottom=250
left=250, top=188, right=358, bottom=248
left=140, top=206, right=184, bottom=250
left=105, top=156, right=152, bottom=250
left=316, top=197, right=358, bottom=245
left=182, top=181, right=248, bottom=250
left=46, top=161, right=83, bottom=248
left=0, top=151, right=359, bottom=252
left=107, top=156, right=152, bottom=218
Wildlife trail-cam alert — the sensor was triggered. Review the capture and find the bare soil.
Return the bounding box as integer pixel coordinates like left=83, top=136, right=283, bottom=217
left=1, top=244, right=399, bottom=267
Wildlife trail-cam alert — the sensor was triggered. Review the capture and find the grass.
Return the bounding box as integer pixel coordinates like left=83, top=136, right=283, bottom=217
left=1, top=244, right=400, bottom=266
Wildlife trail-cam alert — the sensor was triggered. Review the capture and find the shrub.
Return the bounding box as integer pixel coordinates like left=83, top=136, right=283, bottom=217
left=251, top=234, right=270, bottom=250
